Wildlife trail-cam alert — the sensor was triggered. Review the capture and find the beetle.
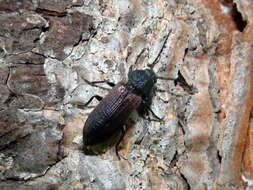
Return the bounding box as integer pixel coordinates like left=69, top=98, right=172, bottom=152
left=83, top=67, right=175, bottom=157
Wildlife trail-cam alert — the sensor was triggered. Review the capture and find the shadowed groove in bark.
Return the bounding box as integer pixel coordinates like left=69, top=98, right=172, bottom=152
left=221, top=0, right=247, bottom=32
left=231, top=3, right=247, bottom=32
left=180, top=172, right=190, bottom=190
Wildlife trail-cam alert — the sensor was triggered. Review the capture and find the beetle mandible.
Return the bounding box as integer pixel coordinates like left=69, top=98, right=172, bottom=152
left=83, top=67, right=174, bottom=157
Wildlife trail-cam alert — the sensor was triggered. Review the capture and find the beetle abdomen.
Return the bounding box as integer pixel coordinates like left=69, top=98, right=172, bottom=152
left=83, top=82, right=142, bottom=146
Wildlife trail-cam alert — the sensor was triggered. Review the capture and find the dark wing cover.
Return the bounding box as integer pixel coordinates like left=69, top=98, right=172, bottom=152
left=83, top=82, right=142, bottom=145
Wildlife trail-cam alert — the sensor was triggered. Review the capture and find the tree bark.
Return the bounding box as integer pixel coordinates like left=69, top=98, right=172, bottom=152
left=0, top=0, right=253, bottom=189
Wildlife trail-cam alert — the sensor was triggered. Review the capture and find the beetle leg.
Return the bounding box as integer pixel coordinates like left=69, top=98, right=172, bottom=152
left=91, top=80, right=115, bottom=87
left=69, top=95, right=103, bottom=109
left=142, top=115, right=161, bottom=122
left=138, top=101, right=162, bottom=122
left=115, top=125, right=127, bottom=160
left=145, top=105, right=162, bottom=121
left=84, top=95, right=103, bottom=106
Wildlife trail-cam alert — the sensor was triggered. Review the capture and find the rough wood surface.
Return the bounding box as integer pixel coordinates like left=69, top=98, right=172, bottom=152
left=0, top=0, right=253, bottom=189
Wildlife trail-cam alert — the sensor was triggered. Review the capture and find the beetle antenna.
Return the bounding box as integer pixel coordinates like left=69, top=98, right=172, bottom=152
left=156, top=76, right=175, bottom=80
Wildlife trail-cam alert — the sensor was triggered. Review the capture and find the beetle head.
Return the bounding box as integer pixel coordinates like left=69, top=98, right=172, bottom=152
left=127, top=68, right=157, bottom=99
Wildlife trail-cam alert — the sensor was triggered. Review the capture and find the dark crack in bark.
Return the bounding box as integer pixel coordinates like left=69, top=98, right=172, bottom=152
left=35, top=8, right=67, bottom=17
left=179, top=171, right=191, bottom=190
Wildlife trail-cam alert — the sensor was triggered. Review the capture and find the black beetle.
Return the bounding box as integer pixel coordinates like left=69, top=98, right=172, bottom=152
left=83, top=68, right=174, bottom=157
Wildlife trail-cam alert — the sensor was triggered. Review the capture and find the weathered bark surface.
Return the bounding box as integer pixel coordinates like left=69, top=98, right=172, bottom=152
left=0, top=0, right=252, bottom=189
